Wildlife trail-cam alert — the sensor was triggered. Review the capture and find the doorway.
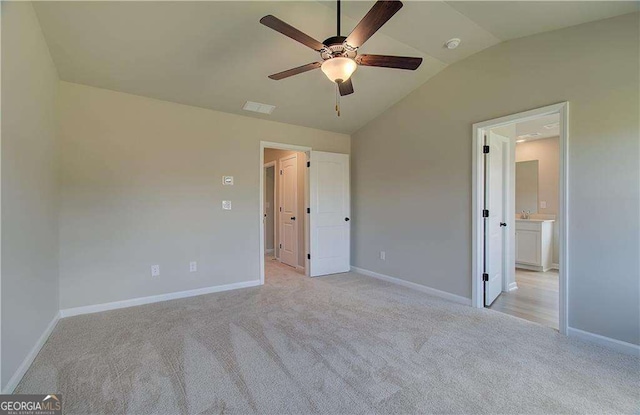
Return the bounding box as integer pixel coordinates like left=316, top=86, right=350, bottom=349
left=472, top=103, right=568, bottom=334
left=259, top=141, right=351, bottom=284
left=264, top=148, right=306, bottom=273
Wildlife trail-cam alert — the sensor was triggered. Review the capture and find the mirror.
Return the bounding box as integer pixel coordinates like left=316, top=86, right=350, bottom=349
left=516, top=160, right=538, bottom=214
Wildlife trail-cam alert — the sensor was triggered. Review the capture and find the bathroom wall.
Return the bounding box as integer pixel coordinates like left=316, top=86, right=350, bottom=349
left=516, top=137, right=559, bottom=215
left=516, top=136, right=560, bottom=264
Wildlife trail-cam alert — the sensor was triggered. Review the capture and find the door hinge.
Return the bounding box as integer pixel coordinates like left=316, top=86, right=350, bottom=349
left=482, top=209, right=489, bottom=217
left=307, top=207, right=310, bottom=214
left=482, top=273, right=489, bottom=282
left=279, top=207, right=282, bottom=212
left=307, top=161, right=310, bottom=168
left=280, top=169, right=283, bottom=175
left=483, top=145, right=490, bottom=154
left=279, top=243, right=282, bottom=249
left=307, top=254, right=311, bottom=260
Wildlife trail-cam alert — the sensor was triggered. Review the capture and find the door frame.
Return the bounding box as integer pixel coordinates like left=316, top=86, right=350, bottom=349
left=472, top=102, right=569, bottom=335
left=259, top=141, right=311, bottom=284
left=263, top=161, right=276, bottom=256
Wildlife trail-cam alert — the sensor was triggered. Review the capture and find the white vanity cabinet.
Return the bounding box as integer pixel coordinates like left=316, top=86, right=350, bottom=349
left=515, top=219, right=554, bottom=271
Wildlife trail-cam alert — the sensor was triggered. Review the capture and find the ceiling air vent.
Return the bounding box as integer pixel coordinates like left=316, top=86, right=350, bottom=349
left=243, top=101, right=276, bottom=115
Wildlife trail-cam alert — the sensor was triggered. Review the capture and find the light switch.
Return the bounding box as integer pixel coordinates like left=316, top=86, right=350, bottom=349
left=222, top=176, right=234, bottom=186
left=222, top=200, right=232, bottom=210
left=540, top=201, right=547, bottom=209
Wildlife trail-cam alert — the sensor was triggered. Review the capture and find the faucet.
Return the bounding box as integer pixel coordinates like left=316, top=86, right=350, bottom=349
left=521, top=210, right=531, bottom=219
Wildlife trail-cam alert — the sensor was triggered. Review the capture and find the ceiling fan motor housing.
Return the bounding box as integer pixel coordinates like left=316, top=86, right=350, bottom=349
left=321, top=36, right=357, bottom=60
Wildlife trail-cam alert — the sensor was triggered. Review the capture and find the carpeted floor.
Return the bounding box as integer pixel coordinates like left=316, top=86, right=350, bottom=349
left=16, top=259, right=639, bottom=414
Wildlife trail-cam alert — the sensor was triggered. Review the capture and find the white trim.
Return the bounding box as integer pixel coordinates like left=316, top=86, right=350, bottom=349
left=351, top=266, right=472, bottom=306
left=472, top=102, right=569, bottom=335
left=60, top=280, right=260, bottom=318
left=568, top=327, right=640, bottom=357
left=2, top=313, right=60, bottom=394
left=507, top=282, right=518, bottom=292
left=260, top=141, right=312, bottom=284
left=265, top=249, right=274, bottom=255
left=551, top=263, right=559, bottom=270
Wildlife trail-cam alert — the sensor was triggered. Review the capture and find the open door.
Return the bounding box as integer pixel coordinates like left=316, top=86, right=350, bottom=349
left=279, top=154, right=298, bottom=267
left=484, top=131, right=508, bottom=305
left=309, top=151, right=350, bottom=277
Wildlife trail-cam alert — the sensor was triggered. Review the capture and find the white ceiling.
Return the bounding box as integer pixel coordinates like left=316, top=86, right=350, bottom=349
left=33, top=1, right=639, bottom=134
left=516, top=114, right=560, bottom=142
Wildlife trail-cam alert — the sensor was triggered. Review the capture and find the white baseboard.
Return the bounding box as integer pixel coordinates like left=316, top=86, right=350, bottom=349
left=351, top=266, right=471, bottom=306
left=2, top=312, right=60, bottom=394
left=265, top=249, right=274, bottom=254
left=507, top=282, right=518, bottom=292
left=551, top=263, right=559, bottom=270
left=567, top=327, right=639, bottom=356
left=60, top=280, right=262, bottom=318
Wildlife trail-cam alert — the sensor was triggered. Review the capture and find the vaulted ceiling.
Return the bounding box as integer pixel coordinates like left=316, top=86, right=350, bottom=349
left=34, top=1, right=638, bottom=134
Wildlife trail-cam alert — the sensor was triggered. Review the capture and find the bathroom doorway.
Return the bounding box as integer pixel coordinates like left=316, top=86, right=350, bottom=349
left=472, top=103, right=568, bottom=333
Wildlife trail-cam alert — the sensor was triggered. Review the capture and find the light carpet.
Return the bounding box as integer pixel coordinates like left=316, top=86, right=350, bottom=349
left=16, top=259, right=639, bottom=414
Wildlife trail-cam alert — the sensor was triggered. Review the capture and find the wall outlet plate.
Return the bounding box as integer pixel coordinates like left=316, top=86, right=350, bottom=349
left=189, top=261, right=197, bottom=272
left=151, top=265, right=160, bottom=277
left=222, top=176, right=234, bottom=186
left=222, top=200, right=232, bottom=210
left=379, top=251, right=386, bottom=260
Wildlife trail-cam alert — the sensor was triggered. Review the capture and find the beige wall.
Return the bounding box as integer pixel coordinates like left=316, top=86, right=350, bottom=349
left=1, top=2, right=60, bottom=389
left=516, top=136, right=560, bottom=264
left=516, top=137, right=559, bottom=215
left=57, top=82, right=349, bottom=310
left=351, top=13, right=639, bottom=345
left=264, top=149, right=307, bottom=268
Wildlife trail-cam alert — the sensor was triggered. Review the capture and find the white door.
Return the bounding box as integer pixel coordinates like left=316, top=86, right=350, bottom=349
left=309, top=151, right=350, bottom=276
left=279, top=154, right=298, bottom=267
left=485, top=131, right=508, bottom=306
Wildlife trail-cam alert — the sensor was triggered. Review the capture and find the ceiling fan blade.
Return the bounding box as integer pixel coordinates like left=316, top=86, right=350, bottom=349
left=260, top=15, right=326, bottom=52
left=356, top=54, right=422, bottom=70
left=268, top=62, right=322, bottom=80
left=345, top=1, right=403, bottom=49
left=338, top=78, right=354, bottom=96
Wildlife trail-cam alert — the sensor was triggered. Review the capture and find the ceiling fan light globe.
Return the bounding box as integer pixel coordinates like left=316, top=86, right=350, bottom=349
left=321, top=57, right=357, bottom=83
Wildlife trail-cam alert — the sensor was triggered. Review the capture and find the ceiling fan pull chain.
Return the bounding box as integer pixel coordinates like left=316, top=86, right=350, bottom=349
left=335, top=83, right=341, bottom=117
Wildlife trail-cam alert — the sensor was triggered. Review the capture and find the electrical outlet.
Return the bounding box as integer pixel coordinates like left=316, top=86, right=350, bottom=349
left=379, top=251, right=386, bottom=261
left=222, top=200, right=232, bottom=210
left=540, top=201, right=547, bottom=209
left=151, top=265, right=160, bottom=277
left=189, top=261, right=197, bottom=272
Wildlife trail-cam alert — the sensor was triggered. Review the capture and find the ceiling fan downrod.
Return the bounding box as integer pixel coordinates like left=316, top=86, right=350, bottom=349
left=337, top=0, right=341, bottom=36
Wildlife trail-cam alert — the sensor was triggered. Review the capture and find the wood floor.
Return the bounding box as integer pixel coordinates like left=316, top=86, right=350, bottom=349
left=489, top=268, right=559, bottom=330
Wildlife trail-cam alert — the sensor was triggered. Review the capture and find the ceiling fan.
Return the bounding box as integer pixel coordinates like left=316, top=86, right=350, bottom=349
left=260, top=0, right=422, bottom=113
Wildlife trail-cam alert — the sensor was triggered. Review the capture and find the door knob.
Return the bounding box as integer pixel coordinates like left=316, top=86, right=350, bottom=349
left=345, top=217, right=350, bottom=221
left=500, top=222, right=507, bottom=227
left=291, top=217, right=296, bottom=221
